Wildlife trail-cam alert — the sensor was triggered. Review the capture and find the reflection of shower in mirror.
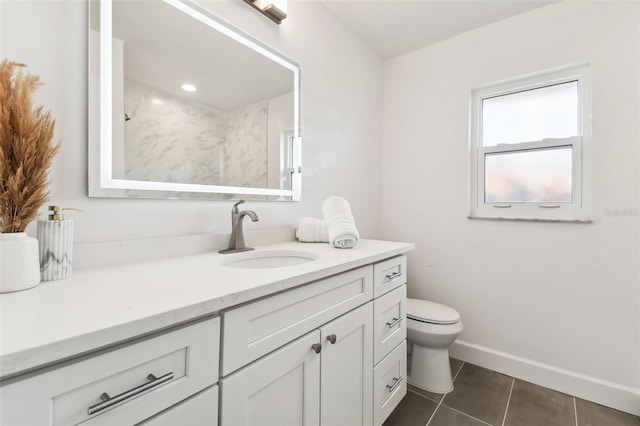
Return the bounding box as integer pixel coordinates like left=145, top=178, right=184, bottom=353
left=88, top=0, right=301, bottom=201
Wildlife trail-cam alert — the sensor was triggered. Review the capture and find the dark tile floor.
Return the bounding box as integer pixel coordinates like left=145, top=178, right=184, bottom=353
left=384, top=359, right=640, bottom=426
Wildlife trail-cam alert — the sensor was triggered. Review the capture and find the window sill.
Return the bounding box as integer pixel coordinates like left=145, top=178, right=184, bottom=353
left=467, top=215, right=593, bottom=223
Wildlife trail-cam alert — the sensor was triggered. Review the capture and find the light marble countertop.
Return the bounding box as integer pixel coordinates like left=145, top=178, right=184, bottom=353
left=0, top=239, right=413, bottom=379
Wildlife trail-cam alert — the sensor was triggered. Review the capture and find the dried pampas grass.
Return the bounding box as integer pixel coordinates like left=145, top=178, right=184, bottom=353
left=0, top=59, right=60, bottom=233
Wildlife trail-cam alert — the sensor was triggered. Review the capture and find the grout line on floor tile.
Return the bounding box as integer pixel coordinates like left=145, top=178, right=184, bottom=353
left=426, top=360, right=468, bottom=426
left=425, top=401, right=440, bottom=426
left=439, top=404, right=495, bottom=426
left=573, top=397, right=578, bottom=426
left=408, top=384, right=444, bottom=403
left=453, top=361, right=465, bottom=382
left=407, top=387, right=441, bottom=404
left=501, top=378, right=515, bottom=426
left=440, top=360, right=465, bottom=408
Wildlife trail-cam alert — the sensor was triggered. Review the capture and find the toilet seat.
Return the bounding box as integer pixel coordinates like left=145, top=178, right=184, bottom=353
left=407, top=298, right=460, bottom=325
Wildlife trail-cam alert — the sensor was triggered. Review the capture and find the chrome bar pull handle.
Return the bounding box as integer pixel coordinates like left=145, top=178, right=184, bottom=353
left=385, top=271, right=403, bottom=281
left=539, top=204, right=561, bottom=208
left=311, top=343, right=322, bottom=354
left=326, top=334, right=337, bottom=344
left=386, top=317, right=402, bottom=328
left=492, top=205, right=512, bottom=208
left=87, top=372, right=174, bottom=415
left=386, top=376, right=403, bottom=393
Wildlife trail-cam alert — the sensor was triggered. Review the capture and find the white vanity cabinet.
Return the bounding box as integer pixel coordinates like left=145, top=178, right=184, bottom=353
left=0, top=317, right=220, bottom=426
left=0, top=241, right=413, bottom=426
left=221, top=303, right=373, bottom=426
left=220, top=266, right=374, bottom=376
left=372, top=256, right=408, bottom=426
left=220, top=266, right=374, bottom=426
left=220, top=255, right=408, bottom=426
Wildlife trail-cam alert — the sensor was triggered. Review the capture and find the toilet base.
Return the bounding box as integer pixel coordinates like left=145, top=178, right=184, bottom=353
left=408, top=344, right=453, bottom=393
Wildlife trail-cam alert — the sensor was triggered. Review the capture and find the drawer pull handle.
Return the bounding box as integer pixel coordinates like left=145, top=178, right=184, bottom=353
left=326, top=334, right=337, bottom=344
left=385, top=272, right=403, bottom=281
left=386, top=376, right=403, bottom=393
left=386, top=317, right=402, bottom=328
left=311, top=343, right=322, bottom=354
left=87, top=372, right=174, bottom=415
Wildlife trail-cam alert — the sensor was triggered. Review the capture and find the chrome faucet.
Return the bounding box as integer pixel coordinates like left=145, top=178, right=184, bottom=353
left=219, top=200, right=259, bottom=254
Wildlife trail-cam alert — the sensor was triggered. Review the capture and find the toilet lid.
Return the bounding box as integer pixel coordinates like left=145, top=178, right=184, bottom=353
left=407, top=298, right=460, bottom=325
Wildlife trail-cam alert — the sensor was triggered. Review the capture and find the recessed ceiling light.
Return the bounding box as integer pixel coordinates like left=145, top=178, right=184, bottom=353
left=181, top=83, right=197, bottom=92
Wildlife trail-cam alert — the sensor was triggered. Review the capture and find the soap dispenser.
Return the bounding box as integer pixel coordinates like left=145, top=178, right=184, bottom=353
left=37, top=206, right=81, bottom=281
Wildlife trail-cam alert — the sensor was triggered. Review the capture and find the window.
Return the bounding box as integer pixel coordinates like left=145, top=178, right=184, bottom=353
left=469, top=64, right=591, bottom=221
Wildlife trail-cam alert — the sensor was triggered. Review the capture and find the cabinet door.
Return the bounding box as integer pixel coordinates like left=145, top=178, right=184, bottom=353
left=320, top=303, right=373, bottom=426
left=220, top=330, right=321, bottom=426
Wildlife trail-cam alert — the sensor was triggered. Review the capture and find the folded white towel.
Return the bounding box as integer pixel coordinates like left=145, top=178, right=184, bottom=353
left=296, top=217, right=329, bottom=243
left=321, top=196, right=359, bottom=249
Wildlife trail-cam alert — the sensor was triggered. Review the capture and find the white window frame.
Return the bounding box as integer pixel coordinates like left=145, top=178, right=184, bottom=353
left=469, top=63, right=592, bottom=222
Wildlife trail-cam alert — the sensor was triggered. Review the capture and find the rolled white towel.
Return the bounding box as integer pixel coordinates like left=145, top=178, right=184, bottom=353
left=296, top=217, right=329, bottom=243
left=321, top=196, right=359, bottom=249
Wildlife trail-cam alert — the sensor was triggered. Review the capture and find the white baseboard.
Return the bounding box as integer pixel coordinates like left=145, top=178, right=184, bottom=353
left=449, top=340, right=640, bottom=417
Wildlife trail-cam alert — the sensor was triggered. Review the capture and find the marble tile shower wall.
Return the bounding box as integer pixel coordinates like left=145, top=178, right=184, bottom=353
left=224, top=100, right=268, bottom=188
left=123, top=79, right=227, bottom=185
left=122, top=80, right=268, bottom=188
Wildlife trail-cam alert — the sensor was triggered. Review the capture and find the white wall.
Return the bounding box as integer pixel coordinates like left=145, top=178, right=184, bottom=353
left=3, top=0, right=637, bottom=414
left=0, top=0, right=383, bottom=244
left=382, top=0, right=639, bottom=413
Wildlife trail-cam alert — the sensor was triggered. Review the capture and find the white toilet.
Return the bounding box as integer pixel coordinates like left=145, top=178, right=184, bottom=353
left=406, top=298, right=463, bottom=393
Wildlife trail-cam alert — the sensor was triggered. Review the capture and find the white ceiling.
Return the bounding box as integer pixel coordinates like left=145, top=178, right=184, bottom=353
left=112, top=0, right=557, bottom=110
left=320, top=0, right=558, bottom=59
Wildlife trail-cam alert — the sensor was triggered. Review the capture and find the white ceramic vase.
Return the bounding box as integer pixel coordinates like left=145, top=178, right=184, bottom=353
left=0, top=232, right=41, bottom=293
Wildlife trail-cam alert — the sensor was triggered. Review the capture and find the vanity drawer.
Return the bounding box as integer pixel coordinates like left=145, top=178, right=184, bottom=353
left=373, top=340, right=407, bottom=426
left=138, top=385, right=218, bottom=426
left=222, top=265, right=373, bottom=375
left=374, top=285, right=406, bottom=364
left=0, top=317, right=219, bottom=426
left=373, top=255, right=407, bottom=298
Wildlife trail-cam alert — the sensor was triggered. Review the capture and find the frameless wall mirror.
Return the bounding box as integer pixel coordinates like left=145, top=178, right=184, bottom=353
left=88, top=0, right=301, bottom=201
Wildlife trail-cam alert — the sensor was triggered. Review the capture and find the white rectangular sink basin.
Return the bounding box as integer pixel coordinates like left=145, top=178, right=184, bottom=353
left=220, top=250, right=318, bottom=269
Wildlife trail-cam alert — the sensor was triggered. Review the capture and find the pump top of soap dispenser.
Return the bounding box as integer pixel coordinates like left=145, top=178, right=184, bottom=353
left=48, top=205, right=82, bottom=221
